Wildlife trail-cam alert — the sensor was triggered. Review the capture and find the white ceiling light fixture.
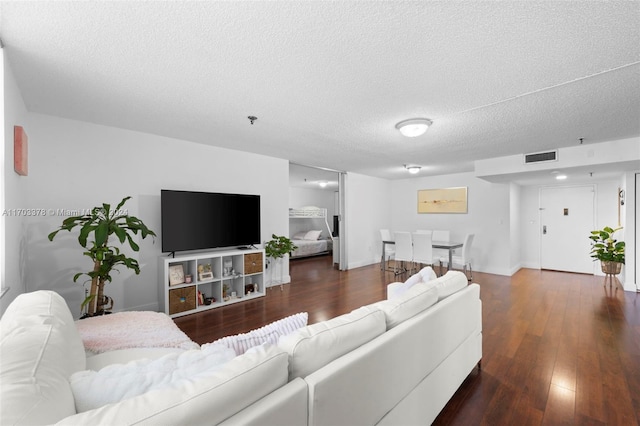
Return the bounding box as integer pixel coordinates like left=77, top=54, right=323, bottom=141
left=404, top=165, right=421, bottom=174
left=555, top=174, right=567, bottom=180
left=318, top=180, right=329, bottom=188
left=395, top=118, right=433, bottom=137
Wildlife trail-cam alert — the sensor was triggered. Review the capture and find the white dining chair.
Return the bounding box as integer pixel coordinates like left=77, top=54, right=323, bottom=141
left=440, top=233, right=474, bottom=281
left=380, top=229, right=395, bottom=270
left=412, top=232, right=434, bottom=269
left=432, top=230, right=450, bottom=242
left=393, top=231, right=414, bottom=275
left=432, top=230, right=450, bottom=275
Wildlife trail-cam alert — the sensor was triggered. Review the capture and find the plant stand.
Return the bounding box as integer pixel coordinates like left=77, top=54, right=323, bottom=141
left=604, top=273, right=620, bottom=290
left=601, top=260, right=622, bottom=290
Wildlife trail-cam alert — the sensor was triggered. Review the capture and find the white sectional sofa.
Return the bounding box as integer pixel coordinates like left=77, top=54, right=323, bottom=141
left=0, top=270, right=481, bottom=425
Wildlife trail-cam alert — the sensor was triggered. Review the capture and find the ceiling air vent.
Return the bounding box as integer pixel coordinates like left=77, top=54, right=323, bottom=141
left=524, top=150, right=557, bottom=164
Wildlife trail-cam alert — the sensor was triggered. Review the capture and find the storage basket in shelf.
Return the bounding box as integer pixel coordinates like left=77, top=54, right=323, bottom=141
left=169, top=286, right=196, bottom=315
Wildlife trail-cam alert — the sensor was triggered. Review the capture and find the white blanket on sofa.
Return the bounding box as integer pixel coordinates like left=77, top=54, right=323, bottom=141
left=70, top=343, right=235, bottom=412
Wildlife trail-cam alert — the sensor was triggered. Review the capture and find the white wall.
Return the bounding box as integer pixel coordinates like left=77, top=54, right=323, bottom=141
left=288, top=186, right=336, bottom=238
left=18, top=113, right=289, bottom=317
left=390, top=172, right=512, bottom=275
left=345, top=172, right=391, bottom=269
left=1, top=54, right=29, bottom=312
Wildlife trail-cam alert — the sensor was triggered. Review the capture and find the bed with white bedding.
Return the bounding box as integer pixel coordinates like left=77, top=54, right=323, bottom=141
left=289, top=207, right=334, bottom=259
left=290, top=237, right=333, bottom=258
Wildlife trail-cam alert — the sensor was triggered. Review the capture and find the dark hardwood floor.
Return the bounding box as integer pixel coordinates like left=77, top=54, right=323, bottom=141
left=174, top=255, right=640, bottom=425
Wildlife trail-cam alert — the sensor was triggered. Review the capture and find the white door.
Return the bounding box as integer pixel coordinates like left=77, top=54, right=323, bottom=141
left=540, top=185, right=595, bottom=273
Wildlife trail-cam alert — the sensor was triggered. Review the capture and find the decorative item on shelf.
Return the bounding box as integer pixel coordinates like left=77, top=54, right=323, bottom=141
left=198, top=263, right=213, bottom=281
left=223, top=283, right=230, bottom=301
left=264, top=234, right=298, bottom=290
left=589, top=226, right=625, bottom=288
left=223, top=259, right=233, bottom=276
left=48, top=196, right=156, bottom=317
left=204, top=297, right=214, bottom=305
left=184, top=274, right=192, bottom=284
left=168, top=264, right=185, bottom=286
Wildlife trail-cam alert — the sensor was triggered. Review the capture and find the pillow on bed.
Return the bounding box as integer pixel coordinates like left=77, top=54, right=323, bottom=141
left=292, top=232, right=307, bottom=240
left=303, top=230, right=322, bottom=240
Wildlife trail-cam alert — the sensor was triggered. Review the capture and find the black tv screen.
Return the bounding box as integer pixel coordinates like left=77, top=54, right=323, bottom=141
left=161, top=190, right=261, bottom=253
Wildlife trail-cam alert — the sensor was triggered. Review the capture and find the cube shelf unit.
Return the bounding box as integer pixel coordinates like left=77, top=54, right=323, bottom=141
left=159, top=248, right=265, bottom=318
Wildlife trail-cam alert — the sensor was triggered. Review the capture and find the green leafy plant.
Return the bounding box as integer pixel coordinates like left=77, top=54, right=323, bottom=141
left=264, top=234, right=297, bottom=259
left=48, top=196, right=156, bottom=316
left=589, top=226, right=625, bottom=264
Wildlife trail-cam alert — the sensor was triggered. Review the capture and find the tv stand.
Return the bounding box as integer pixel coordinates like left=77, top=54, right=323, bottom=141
left=158, top=248, right=265, bottom=318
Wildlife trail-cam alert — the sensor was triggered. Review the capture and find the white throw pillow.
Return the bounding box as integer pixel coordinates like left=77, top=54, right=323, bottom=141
left=212, top=312, right=308, bottom=355
left=418, top=266, right=438, bottom=283
left=69, top=343, right=236, bottom=412
left=303, top=230, right=322, bottom=240
left=292, top=232, right=307, bottom=240
left=386, top=266, right=437, bottom=300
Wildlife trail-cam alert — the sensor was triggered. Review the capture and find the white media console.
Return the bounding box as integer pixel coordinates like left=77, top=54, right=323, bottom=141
left=158, top=248, right=265, bottom=318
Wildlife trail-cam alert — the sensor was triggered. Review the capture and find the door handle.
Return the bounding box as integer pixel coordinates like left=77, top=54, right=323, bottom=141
left=543, top=225, right=547, bottom=235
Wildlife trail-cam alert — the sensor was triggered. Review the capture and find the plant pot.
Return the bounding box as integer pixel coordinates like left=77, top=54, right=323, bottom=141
left=601, top=260, right=622, bottom=275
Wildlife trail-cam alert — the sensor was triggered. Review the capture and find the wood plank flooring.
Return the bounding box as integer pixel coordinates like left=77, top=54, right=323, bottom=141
left=174, top=255, right=640, bottom=425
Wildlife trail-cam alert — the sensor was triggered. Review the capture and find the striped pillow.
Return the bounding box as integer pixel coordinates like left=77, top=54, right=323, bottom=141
left=212, top=312, right=308, bottom=355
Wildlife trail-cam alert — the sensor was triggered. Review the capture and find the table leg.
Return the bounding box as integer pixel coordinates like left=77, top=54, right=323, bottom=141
left=448, top=248, right=453, bottom=273
left=381, top=241, right=385, bottom=271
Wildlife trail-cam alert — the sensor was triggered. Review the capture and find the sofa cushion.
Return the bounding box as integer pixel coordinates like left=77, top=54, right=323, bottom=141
left=373, top=282, right=439, bottom=329
left=432, top=271, right=468, bottom=301
left=278, top=306, right=386, bottom=380
left=213, top=312, right=308, bottom=355
left=0, top=290, right=87, bottom=425
left=70, top=343, right=236, bottom=412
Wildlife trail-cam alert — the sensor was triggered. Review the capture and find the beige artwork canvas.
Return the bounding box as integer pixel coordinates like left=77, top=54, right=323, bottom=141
left=418, top=187, right=468, bottom=214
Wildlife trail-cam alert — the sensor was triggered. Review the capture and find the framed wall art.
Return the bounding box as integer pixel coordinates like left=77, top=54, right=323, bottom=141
left=418, top=187, right=468, bottom=214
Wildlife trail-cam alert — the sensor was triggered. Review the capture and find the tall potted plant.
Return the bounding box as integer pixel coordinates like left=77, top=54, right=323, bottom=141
left=589, top=226, right=625, bottom=275
left=264, top=234, right=297, bottom=286
left=48, top=196, right=156, bottom=316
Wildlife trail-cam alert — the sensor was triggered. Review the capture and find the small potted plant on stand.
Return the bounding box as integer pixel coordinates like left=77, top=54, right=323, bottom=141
left=48, top=196, right=156, bottom=317
left=264, top=234, right=297, bottom=290
left=589, top=226, right=625, bottom=288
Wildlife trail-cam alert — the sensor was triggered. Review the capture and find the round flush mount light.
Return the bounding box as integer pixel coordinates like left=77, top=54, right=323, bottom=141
left=318, top=180, right=329, bottom=188
left=555, top=174, right=567, bottom=180
left=395, top=118, right=433, bottom=137
left=404, top=165, right=421, bottom=174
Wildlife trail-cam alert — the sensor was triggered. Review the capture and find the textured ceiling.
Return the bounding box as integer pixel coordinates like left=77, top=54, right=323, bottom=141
left=1, top=1, right=639, bottom=180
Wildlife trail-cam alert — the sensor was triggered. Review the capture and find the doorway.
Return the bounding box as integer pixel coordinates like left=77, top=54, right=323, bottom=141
left=539, top=185, right=595, bottom=274
left=289, top=163, right=346, bottom=270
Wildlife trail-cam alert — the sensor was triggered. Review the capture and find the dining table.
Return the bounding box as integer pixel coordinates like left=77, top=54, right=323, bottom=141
left=380, top=239, right=463, bottom=273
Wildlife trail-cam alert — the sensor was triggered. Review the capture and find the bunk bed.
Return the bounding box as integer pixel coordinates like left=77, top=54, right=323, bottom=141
left=289, top=206, right=334, bottom=259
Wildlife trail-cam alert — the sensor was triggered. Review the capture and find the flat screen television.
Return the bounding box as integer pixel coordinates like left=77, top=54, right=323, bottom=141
left=161, top=189, right=261, bottom=253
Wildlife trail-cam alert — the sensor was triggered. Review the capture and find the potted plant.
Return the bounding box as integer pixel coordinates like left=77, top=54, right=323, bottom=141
left=48, top=196, right=156, bottom=317
left=589, top=226, right=625, bottom=275
left=264, top=234, right=297, bottom=286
